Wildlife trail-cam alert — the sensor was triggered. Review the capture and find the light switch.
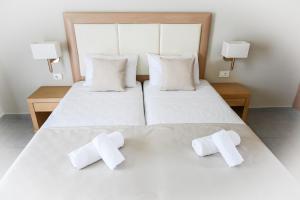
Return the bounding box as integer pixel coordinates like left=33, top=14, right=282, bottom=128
left=53, top=73, right=63, bottom=80
left=218, top=70, right=230, bottom=78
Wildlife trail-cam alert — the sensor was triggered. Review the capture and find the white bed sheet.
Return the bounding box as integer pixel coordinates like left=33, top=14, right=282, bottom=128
left=1, top=124, right=300, bottom=200
left=144, top=80, right=244, bottom=125
left=43, top=81, right=145, bottom=127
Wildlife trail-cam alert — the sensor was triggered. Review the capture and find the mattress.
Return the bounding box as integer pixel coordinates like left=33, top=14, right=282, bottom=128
left=0, top=124, right=299, bottom=200
left=43, top=81, right=145, bottom=127
left=143, top=80, right=244, bottom=125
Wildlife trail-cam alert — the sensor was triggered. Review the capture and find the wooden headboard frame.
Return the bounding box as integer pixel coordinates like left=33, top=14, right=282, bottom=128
left=64, top=12, right=212, bottom=82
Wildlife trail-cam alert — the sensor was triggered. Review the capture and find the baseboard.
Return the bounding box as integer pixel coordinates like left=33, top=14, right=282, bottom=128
left=249, top=105, right=292, bottom=109
left=293, top=84, right=300, bottom=111
left=1, top=112, right=29, bottom=115
left=0, top=114, right=30, bottom=120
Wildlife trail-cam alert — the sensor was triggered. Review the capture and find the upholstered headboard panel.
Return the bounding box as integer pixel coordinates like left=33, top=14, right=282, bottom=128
left=74, top=24, right=201, bottom=76
left=64, top=12, right=212, bottom=82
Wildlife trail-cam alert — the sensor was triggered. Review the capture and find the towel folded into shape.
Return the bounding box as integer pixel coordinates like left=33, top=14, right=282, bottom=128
left=68, top=132, right=124, bottom=170
left=192, top=130, right=240, bottom=157
left=211, top=130, right=244, bottom=167
left=93, top=134, right=125, bottom=170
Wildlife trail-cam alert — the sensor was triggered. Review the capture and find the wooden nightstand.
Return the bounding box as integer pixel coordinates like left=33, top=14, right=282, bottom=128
left=211, top=83, right=251, bottom=122
left=27, top=86, right=70, bottom=132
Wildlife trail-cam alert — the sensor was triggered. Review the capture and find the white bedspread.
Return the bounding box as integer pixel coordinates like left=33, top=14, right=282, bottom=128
left=43, top=81, right=145, bottom=127
left=1, top=124, right=299, bottom=200
left=144, top=80, right=244, bottom=125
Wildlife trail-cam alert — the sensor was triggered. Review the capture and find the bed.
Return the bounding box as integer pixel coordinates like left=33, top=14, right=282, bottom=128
left=43, top=81, right=145, bottom=127
left=1, top=12, right=300, bottom=200
left=1, top=124, right=300, bottom=199
left=144, top=80, right=244, bottom=125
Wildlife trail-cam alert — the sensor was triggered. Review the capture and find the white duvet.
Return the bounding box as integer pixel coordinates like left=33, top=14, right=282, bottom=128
left=1, top=124, right=299, bottom=200
left=144, top=80, right=244, bottom=125
left=43, top=81, right=145, bottom=128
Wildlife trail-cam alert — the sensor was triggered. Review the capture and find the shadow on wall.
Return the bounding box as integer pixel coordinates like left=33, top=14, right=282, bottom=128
left=293, top=84, right=300, bottom=110
left=0, top=61, right=19, bottom=114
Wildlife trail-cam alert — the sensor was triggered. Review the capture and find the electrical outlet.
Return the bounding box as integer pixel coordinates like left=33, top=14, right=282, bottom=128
left=53, top=73, right=63, bottom=80
left=218, top=70, right=230, bottom=78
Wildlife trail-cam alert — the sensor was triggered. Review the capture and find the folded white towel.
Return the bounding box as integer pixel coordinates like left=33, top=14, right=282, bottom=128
left=69, top=132, right=124, bottom=170
left=192, top=130, right=240, bottom=157
left=211, top=130, right=244, bottom=167
left=93, top=134, right=125, bottom=170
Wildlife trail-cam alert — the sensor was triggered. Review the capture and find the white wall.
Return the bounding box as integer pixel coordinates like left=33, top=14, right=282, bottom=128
left=0, top=99, right=3, bottom=118
left=0, top=66, right=2, bottom=117
left=0, top=0, right=300, bottom=114
left=294, top=85, right=300, bottom=110
left=0, top=65, right=6, bottom=117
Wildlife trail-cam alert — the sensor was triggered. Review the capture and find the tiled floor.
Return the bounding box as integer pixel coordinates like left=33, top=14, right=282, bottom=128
left=0, top=115, right=34, bottom=178
left=248, top=108, right=300, bottom=181
left=0, top=108, right=299, bottom=181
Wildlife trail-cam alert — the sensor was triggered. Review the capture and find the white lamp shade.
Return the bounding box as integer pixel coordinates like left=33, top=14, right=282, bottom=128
left=222, top=41, right=250, bottom=58
left=31, top=42, right=61, bottom=60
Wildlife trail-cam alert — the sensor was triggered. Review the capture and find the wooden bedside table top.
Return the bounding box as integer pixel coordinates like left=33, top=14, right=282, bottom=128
left=211, top=83, right=250, bottom=98
left=28, top=86, right=71, bottom=101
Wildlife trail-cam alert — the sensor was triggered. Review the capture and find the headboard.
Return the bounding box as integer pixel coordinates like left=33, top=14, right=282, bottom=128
left=64, top=12, right=212, bottom=82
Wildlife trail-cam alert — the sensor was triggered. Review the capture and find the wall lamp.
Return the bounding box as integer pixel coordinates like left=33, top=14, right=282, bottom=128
left=222, top=41, right=250, bottom=70
left=31, top=42, right=62, bottom=73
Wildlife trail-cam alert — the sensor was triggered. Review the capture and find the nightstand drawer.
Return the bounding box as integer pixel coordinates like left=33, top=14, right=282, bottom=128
left=33, top=102, right=58, bottom=112
left=225, top=98, right=245, bottom=106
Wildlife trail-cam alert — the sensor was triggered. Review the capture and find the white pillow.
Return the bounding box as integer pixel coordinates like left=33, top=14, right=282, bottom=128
left=147, top=53, right=200, bottom=86
left=147, top=53, right=162, bottom=87
left=89, top=58, right=127, bottom=92
left=160, top=57, right=195, bottom=91
left=84, top=54, right=138, bottom=87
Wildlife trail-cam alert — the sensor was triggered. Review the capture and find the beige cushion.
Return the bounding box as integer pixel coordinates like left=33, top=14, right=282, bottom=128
left=90, top=58, right=127, bottom=92
left=160, top=58, right=195, bottom=91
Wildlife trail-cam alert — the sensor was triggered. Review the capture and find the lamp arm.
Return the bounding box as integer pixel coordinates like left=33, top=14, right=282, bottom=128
left=223, top=57, right=236, bottom=70
left=46, top=58, right=60, bottom=73
left=231, top=58, right=236, bottom=70
left=47, top=59, right=53, bottom=73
